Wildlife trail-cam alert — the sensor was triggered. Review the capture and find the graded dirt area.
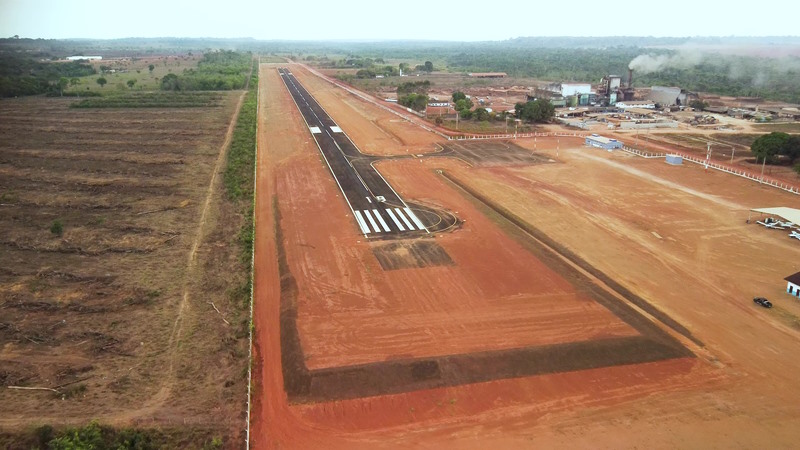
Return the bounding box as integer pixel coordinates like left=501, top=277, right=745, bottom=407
left=0, top=94, right=249, bottom=446
left=291, top=65, right=446, bottom=156
left=251, top=63, right=800, bottom=448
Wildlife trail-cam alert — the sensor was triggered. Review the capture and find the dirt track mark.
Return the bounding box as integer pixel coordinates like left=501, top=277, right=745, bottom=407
left=128, top=90, right=248, bottom=418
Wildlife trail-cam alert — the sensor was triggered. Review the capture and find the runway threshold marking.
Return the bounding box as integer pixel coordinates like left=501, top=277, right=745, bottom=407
left=363, top=210, right=381, bottom=233
left=395, top=208, right=416, bottom=230
left=385, top=208, right=406, bottom=231
left=330, top=126, right=343, bottom=133
left=353, top=211, right=371, bottom=234
left=404, top=207, right=426, bottom=230
left=372, top=209, right=391, bottom=232
left=309, top=126, right=321, bottom=134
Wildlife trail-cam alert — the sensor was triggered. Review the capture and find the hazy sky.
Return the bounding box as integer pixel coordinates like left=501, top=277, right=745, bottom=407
left=1, top=0, right=798, bottom=41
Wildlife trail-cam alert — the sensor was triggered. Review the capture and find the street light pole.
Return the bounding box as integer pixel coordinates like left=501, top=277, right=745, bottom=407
left=731, top=146, right=735, bottom=164
left=760, top=155, right=766, bottom=183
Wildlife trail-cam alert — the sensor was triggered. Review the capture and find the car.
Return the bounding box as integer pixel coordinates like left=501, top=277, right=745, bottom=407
left=754, top=297, right=773, bottom=308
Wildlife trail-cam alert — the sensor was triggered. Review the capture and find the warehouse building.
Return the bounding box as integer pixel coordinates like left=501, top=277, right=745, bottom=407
left=585, top=134, right=623, bottom=150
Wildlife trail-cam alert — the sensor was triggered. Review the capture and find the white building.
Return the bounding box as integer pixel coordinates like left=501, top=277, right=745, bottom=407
left=616, top=101, right=656, bottom=109
left=66, top=56, right=102, bottom=61
left=785, top=272, right=800, bottom=298
left=561, top=83, right=592, bottom=97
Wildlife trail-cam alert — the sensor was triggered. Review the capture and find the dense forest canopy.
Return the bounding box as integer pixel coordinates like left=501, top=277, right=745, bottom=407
left=2, top=36, right=799, bottom=102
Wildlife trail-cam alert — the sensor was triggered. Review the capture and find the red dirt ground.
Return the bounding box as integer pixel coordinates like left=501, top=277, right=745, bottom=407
left=251, top=63, right=800, bottom=448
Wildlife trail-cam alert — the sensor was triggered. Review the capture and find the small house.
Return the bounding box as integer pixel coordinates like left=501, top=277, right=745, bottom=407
left=785, top=271, right=800, bottom=299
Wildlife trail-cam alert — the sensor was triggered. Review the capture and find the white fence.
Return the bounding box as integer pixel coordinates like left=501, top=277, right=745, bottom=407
left=620, top=145, right=799, bottom=195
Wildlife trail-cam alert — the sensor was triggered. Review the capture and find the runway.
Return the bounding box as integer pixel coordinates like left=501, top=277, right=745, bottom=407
left=278, top=68, right=432, bottom=237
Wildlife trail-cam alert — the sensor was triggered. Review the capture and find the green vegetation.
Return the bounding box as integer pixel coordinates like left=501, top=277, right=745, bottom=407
left=223, top=71, right=258, bottom=313
left=398, top=93, right=428, bottom=112
left=514, top=99, right=555, bottom=123
left=689, top=99, right=709, bottom=111
left=2, top=421, right=224, bottom=449
left=71, top=91, right=223, bottom=108
left=160, top=50, right=252, bottom=91
left=750, top=132, right=800, bottom=164
left=0, top=55, right=96, bottom=97
left=50, top=219, right=64, bottom=236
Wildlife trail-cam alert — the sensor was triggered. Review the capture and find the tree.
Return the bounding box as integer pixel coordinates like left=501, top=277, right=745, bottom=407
left=424, top=61, right=433, bottom=72
left=126, top=79, right=136, bottom=89
left=750, top=132, right=795, bottom=164
left=160, top=73, right=180, bottom=91
left=399, top=62, right=410, bottom=73
left=454, top=98, right=473, bottom=111
left=148, top=64, right=155, bottom=73
left=96, top=77, right=107, bottom=88
left=398, top=93, right=428, bottom=112
left=474, top=107, right=491, bottom=122
left=452, top=91, right=466, bottom=102
left=57, top=77, right=69, bottom=96
left=515, top=99, right=555, bottom=123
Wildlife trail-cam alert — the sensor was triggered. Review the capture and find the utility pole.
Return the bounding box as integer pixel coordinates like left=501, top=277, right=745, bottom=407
left=730, top=145, right=735, bottom=164
left=705, top=142, right=711, bottom=172
left=760, top=155, right=767, bottom=183
left=456, top=111, right=459, bottom=130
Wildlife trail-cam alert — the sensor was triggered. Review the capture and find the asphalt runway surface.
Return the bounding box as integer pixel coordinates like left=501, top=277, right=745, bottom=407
left=279, top=68, right=434, bottom=238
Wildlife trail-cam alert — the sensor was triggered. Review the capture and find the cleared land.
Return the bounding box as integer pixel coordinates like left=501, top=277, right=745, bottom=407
left=249, top=63, right=800, bottom=448
left=0, top=94, right=249, bottom=446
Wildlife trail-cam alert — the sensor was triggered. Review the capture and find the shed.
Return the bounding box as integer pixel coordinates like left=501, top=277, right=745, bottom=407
left=785, top=271, right=800, bottom=298
left=666, top=154, right=683, bottom=165
left=585, top=134, right=623, bottom=150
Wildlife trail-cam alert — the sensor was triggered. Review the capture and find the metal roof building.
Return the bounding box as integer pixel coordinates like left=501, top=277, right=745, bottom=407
left=585, top=134, right=623, bottom=150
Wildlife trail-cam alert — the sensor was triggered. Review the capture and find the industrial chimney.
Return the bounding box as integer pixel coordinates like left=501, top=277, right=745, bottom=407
left=628, top=68, right=634, bottom=88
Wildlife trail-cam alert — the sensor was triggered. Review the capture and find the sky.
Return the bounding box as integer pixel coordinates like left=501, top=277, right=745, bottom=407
left=1, top=0, right=799, bottom=41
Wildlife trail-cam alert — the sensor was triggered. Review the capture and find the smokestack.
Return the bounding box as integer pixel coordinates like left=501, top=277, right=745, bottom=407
left=628, top=69, right=634, bottom=88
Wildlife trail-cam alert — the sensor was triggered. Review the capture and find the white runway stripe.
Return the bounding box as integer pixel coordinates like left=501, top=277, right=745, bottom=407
left=404, top=208, right=425, bottom=230
left=353, top=211, right=370, bottom=234
left=395, top=208, right=415, bottom=230
left=363, top=210, right=381, bottom=233
left=385, top=209, right=405, bottom=231
left=372, top=209, right=391, bottom=232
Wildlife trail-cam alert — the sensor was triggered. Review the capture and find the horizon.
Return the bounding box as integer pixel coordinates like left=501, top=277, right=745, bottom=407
left=2, top=0, right=799, bottom=42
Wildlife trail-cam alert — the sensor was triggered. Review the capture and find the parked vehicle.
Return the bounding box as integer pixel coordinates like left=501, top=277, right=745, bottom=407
left=753, top=297, right=773, bottom=308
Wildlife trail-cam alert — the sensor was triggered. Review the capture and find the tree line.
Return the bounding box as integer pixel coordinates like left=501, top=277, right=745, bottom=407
left=160, top=50, right=252, bottom=91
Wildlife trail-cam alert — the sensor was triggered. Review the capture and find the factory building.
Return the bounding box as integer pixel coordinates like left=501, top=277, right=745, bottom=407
left=649, top=86, right=689, bottom=106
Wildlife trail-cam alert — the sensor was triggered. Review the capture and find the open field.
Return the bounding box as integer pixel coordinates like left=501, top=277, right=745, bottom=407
left=752, top=122, right=800, bottom=133
left=0, top=93, right=249, bottom=447
left=251, top=62, right=800, bottom=447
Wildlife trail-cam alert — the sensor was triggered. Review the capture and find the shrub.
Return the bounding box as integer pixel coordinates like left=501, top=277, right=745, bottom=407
left=50, top=219, right=64, bottom=236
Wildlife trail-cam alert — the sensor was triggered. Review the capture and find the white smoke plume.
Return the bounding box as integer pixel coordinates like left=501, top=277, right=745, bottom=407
left=628, top=50, right=704, bottom=73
